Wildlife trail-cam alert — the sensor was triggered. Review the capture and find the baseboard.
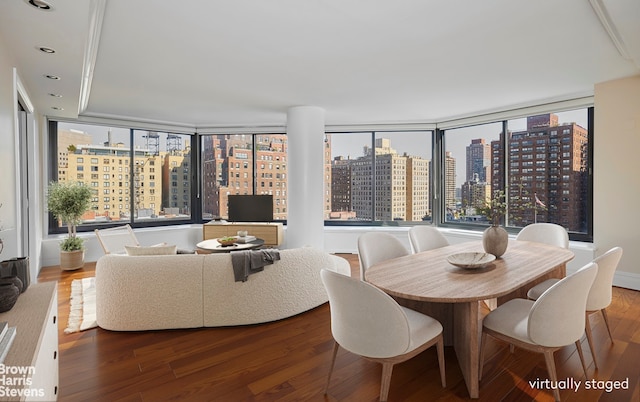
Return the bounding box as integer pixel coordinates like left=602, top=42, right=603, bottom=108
left=612, top=270, right=640, bottom=291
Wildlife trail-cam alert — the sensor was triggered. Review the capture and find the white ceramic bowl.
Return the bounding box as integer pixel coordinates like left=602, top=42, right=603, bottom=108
left=447, top=252, right=496, bottom=269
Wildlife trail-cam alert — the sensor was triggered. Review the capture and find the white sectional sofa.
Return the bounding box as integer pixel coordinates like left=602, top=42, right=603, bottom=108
left=95, top=247, right=350, bottom=331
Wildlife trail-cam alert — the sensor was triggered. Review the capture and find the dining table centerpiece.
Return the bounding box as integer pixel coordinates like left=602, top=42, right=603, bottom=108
left=477, top=190, right=508, bottom=257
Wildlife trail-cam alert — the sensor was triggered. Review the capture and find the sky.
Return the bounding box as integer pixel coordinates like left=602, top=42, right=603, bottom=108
left=58, top=122, right=188, bottom=153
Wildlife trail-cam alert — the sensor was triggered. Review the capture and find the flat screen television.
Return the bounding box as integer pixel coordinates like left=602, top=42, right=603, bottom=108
left=227, top=195, right=274, bottom=222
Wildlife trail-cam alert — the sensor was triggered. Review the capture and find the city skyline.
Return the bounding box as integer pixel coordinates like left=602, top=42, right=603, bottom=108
left=58, top=108, right=589, bottom=231
left=327, top=108, right=587, bottom=189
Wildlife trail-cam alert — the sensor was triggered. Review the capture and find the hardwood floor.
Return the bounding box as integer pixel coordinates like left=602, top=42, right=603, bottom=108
left=39, top=255, right=640, bottom=401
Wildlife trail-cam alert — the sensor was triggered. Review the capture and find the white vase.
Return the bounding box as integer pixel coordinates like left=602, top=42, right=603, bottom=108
left=482, top=225, right=508, bottom=257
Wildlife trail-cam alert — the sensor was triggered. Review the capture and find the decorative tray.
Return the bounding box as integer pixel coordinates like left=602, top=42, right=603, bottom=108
left=217, top=237, right=237, bottom=247
left=447, top=252, right=496, bottom=269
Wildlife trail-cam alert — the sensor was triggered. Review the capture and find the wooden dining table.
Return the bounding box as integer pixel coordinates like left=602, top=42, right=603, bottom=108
left=365, top=239, right=574, bottom=399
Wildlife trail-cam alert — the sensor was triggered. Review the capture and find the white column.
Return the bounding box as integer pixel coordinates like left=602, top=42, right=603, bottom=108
left=286, top=106, right=325, bottom=249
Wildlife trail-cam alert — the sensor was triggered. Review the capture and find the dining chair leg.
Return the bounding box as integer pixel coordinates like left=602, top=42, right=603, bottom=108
left=479, top=332, right=487, bottom=381
left=436, top=335, right=446, bottom=387
left=379, top=362, right=395, bottom=402
left=575, top=339, right=589, bottom=379
left=600, top=309, right=614, bottom=343
left=542, top=349, right=561, bottom=402
left=325, top=342, right=339, bottom=394
left=584, top=313, right=598, bottom=370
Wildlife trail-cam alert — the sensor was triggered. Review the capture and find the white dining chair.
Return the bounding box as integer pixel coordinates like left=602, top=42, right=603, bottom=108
left=320, top=268, right=446, bottom=402
left=479, top=262, right=598, bottom=402
left=408, top=226, right=449, bottom=254
left=357, top=232, right=409, bottom=281
left=527, top=247, right=623, bottom=369
left=515, top=222, right=569, bottom=248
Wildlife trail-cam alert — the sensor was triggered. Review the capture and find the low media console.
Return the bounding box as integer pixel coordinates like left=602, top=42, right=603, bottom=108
left=202, top=222, right=284, bottom=247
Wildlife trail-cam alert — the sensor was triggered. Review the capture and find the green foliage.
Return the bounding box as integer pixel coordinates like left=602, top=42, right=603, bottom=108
left=47, top=181, right=92, bottom=250
left=47, top=181, right=92, bottom=227
left=476, top=190, right=507, bottom=226
left=60, top=236, right=84, bottom=252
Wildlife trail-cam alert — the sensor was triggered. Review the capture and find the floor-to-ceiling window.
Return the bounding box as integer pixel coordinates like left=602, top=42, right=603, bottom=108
left=326, top=130, right=433, bottom=225
left=442, top=122, right=502, bottom=225
left=48, top=121, right=196, bottom=233
left=200, top=133, right=287, bottom=222
left=48, top=104, right=593, bottom=242
left=440, top=108, right=592, bottom=241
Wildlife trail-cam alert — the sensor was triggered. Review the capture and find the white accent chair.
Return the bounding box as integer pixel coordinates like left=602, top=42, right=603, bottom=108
left=357, top=232, right=409, bottom=281
left=480, top=262, right=598, bottom=402
left=94, top=224, right=140, bottom=254
left=408, top=226, right=449, bottom=253
left=320, top=268, right=445, bottom=402
left=515, top=222, right=569, bottom=248
left=527, top=247, right=623, bottom=369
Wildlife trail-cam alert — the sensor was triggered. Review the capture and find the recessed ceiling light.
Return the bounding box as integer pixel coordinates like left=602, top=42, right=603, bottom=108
left=38, top=46, right=56, bottom=54
left=51, top=106, right=64, bottom=111
left=44, top=74, right=60, bottom=80
left=24, top=0, right=53, bottom=11
left=48, top=93, right=62, bottom=98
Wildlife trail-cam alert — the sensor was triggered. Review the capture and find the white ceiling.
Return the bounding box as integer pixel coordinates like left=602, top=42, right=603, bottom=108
left=1, top=0, right=638, bottom=128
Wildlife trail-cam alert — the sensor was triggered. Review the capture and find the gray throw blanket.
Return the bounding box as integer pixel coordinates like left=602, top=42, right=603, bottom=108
left=231, top=249, right=281, bottom=282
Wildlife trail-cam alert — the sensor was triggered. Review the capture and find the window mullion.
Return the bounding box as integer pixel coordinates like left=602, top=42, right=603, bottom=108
left=370, top=132, right=376, bottom=223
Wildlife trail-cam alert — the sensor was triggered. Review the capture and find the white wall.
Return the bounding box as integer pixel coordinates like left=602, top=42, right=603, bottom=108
left=0, top=35, right=47, bottom=284
left=594, top=75, right=640, bottom=289
left=0, top=35, right=22, bottom=270
left=40, top=225, right=203, bottom=268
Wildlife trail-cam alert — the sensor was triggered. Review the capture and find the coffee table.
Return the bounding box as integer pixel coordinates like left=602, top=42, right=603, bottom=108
left=196, top=238, right=265, bottom=253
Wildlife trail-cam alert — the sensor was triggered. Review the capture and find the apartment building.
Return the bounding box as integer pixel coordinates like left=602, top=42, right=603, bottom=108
left=491, top=113, right=589, bottom=232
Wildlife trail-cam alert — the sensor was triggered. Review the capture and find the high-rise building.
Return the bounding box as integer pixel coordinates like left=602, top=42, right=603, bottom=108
left=374, top=153, right=407, bottom=221
left=58, top=129, right=164, bottom=221
left=331, top=156, right=353, bottom=213
left=161, top=145, right=191, bottom=215
left=445, top=151, right=457, bottom=211
left=461, top=173, right=491, bottom=211
left=200, top=134, right=294, bottom=221
left=350, top=154, right=373, bottom=220
left=407, top=156, right=430, bottom=221
left=323, top=135, right=332, bottom=219
left=349, top=138, right=430, bottom=221
left=491, top=113, right=588, bottom=231
left=466, top=138, right=491, bottom=182
left=201, top=135, right=223, bottom=218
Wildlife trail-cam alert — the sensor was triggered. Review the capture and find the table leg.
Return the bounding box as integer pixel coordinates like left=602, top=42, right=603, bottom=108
left=395, top=298, right=454, bottom=345
left=453, top=301, right=481, bottom=399
left=396, top=298, right=484, bottom=398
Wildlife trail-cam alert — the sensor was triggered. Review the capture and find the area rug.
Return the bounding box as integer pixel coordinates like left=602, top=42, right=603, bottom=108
left=64, top=277, right=97, bottom=334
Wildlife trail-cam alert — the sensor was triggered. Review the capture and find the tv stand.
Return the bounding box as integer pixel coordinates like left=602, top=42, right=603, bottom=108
left=203, top=222, right=284, bottom=247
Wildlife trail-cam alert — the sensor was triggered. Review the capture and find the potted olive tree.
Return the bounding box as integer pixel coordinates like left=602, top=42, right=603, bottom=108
left=47, top=181, right=92, bottom=270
